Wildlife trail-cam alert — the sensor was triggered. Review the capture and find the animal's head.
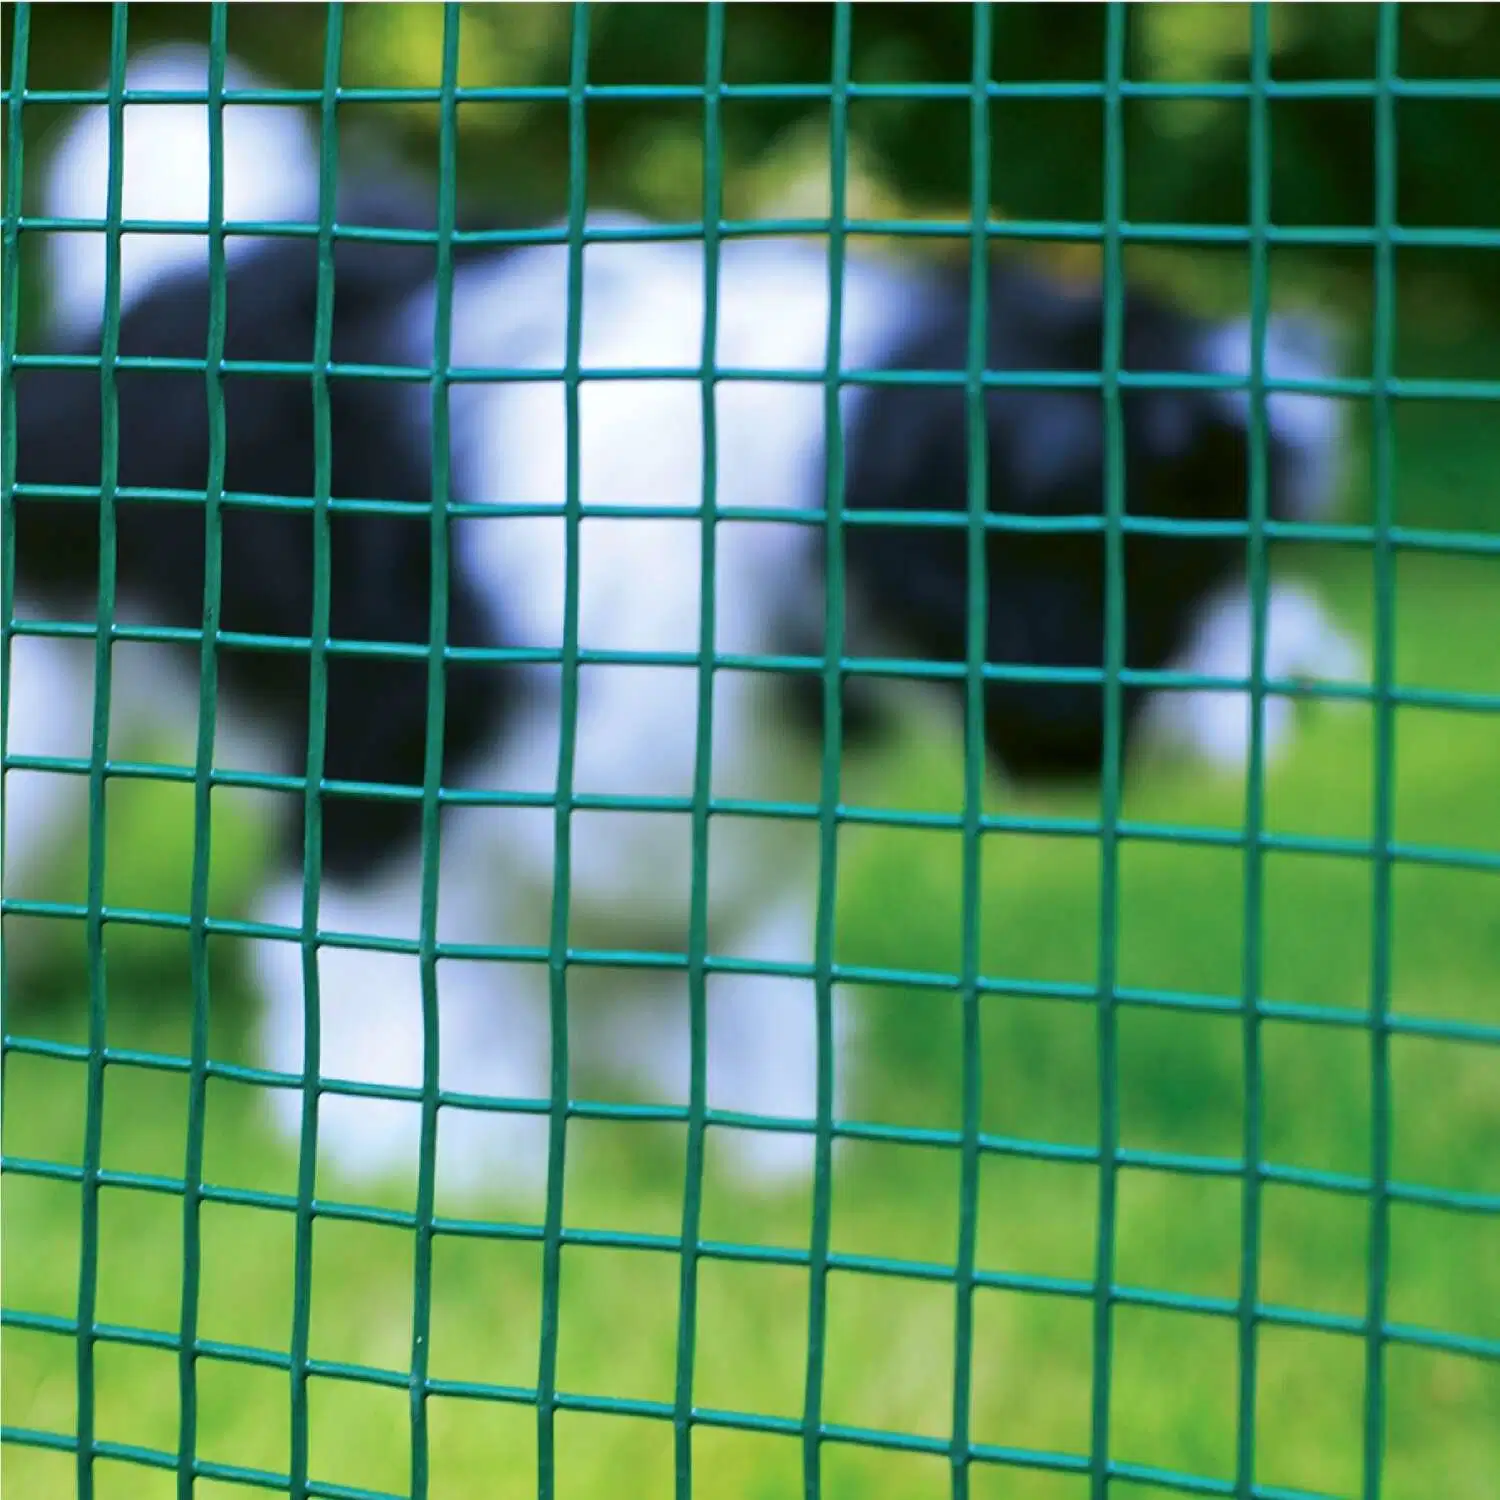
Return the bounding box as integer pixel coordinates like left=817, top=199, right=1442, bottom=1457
left=842, top=259, right=1345, bottom=781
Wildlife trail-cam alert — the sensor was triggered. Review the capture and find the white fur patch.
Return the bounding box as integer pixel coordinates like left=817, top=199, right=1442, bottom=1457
left=1138, top=576, right=1365, bottom=769
left=248, top=814, right=847, bottom=1198
left=1200, top=315, right=1346, bottom=522
left=234, top=228, right=926, bottom=1199
left=41, top=44, right=319, bottom=339
left=420, top=224, right=923, bottom=899
left=2, top=612, right=101, bottom=894
left=250, top=859, right=555, bottom=1198
left=2, top=592, right=289, bottom=898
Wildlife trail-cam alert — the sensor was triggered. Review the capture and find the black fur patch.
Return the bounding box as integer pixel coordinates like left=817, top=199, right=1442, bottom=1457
left=13, top=195, right=520, bottom=878
left=840, top=259, right=1294, bottom=780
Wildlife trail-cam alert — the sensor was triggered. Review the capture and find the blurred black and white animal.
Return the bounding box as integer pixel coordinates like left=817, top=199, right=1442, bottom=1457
left=4, top=48, right=1361, bottom=1198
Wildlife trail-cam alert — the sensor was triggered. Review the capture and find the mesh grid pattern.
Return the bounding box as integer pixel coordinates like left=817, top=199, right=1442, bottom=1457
left=3, top=5, right=1498, bottom=1499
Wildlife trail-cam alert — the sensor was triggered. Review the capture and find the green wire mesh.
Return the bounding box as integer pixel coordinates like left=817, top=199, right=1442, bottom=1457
left=2, top=5, right=1499, bottom=1500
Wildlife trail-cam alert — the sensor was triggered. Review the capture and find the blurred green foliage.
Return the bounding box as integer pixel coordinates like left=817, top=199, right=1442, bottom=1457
left=6, top=4, right=1498, bottom=257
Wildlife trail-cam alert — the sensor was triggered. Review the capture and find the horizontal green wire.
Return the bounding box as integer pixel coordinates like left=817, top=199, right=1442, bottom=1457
left=8, top=1138, right=1499, bottom=1263
left=12, top=342, right=1500, bottom=408
left=1, top=347, right=1387, bottom=394
left=15, top=211, right=1500, bottom=256
left=13, top=493, right=1500, bottom=569
left=5, top=770, right=1500, bottom=886
left=2, top=670, right=1491, bottom=725
left=0, top=1420, right=1373, bottom=1500
left=5, top=1294, right=1494, bottom=1391
left=2, top=882, right=1500, bottom=978
left=8, top=1128, right=1500, bottom=1224
left=9, top=73, right=1500, bottom=105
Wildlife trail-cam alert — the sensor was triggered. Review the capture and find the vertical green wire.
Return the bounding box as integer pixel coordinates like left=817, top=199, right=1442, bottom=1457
left=287, top=12, right=344, bottom=1499
left=1363, top=10, right=1399, bottom=1499
left=950, top=7, right=993, bottom=1499
left=407, top=11, right=462, bottom=1500
left=537, top=8, right=592, bottom=1496
left=0, top=5, right=28, bottom=1056
left=672, top=7, right=726, bottom=1496
left=177, top=8, right=230, bottom=1496
left=1089, top=8, right=1128, bottom=1498
left=801, top=7, right=852, bottom=1498
left=73, top=12, right=130, bottom=1497
left=1234, top=9, right=1274, bottom=1497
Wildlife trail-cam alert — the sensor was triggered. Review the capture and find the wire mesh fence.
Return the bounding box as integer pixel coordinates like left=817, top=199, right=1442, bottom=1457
left=2, top=4, right=1498, bottom=1499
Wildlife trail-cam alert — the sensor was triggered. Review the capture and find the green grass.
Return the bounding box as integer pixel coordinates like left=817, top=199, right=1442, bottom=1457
left=4, top=538, right=1497, bottom=1500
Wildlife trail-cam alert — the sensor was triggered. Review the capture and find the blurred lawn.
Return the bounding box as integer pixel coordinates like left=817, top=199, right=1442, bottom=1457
left=4, top=343, right=1499, bottom=1497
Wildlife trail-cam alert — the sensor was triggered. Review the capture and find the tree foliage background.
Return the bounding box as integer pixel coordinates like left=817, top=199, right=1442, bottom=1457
left=6, top=4, right=1497, bottom=262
